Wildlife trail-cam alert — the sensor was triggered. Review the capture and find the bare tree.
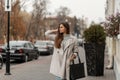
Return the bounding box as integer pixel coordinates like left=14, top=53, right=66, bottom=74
left=55, top=6, right=71, bottom=22
left=25, top=12, right=34, bottom=40
left=56, top=6, right=71, bottom=17
left=26, top=0, right=48, bottom=39
left=0, top=0, right=7, bottom=43
left=10, top=0, right=27, bottom=40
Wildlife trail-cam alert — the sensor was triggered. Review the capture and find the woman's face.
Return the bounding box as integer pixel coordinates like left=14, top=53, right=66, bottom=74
left=59, top=24, right=66, bottom=34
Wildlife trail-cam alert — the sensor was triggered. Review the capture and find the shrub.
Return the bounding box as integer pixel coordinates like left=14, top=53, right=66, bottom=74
left=83, top=24, right=106, bottom=44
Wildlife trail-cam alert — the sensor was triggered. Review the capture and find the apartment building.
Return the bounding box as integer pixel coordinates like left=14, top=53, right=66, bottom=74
left=105, top=0, right=120, bottom=80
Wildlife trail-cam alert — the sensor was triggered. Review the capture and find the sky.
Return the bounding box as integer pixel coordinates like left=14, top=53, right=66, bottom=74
left=48, top=0, right=106, bottom=24
left=26, top=0, right=106, bottom=24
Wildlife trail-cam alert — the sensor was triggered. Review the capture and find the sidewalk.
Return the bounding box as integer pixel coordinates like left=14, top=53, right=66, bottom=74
left=0, top=56, right=55, bottom=80
left=81, top=54, right=116, bottom=80
left=0, top=49, right=116, bottom=80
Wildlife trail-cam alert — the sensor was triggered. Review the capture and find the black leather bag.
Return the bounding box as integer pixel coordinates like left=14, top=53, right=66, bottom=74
left=70, top=53, right=85, bottom=80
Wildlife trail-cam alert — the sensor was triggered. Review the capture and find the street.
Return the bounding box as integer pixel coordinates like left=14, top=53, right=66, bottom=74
left=0, top=46, right=115, bottom=80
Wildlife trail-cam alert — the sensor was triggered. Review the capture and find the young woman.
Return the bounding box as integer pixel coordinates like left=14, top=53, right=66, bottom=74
left=45, top=22, right=79, bottom=80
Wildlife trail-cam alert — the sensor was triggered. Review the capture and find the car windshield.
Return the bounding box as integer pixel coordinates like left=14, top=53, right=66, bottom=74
left=4, top=41, right=24, bottom=48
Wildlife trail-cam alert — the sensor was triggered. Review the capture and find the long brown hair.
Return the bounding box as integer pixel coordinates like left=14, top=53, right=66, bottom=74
left=55, top=22, right=70, bottom=48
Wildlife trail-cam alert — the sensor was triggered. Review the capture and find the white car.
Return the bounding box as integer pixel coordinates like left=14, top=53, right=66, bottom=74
left=34, top=40, right=54, bottom=55
left=77, top=38, right=84, bottom=46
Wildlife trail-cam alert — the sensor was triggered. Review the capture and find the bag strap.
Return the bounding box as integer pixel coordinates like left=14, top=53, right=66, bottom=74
left=72, top=52, right=82, bottom=64
left=77, top=52, right=81, bottom=63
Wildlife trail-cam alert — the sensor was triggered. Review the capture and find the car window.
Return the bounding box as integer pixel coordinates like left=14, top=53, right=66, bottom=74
left=47, top=43, right=51, bottom=46
left=5, top=42, right=24, bottom=48
left=28, top=43, right=34, bottom=48
left=24, top=43, right=29, bottom=48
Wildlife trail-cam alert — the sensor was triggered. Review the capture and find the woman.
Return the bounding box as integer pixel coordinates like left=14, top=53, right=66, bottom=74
left=45, top=22, right=79, bottom=80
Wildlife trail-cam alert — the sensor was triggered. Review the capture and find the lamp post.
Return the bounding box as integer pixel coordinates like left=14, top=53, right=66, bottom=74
left=5, top=10, right=11, bottom=75
left=5, top=0, right=11, bottom=75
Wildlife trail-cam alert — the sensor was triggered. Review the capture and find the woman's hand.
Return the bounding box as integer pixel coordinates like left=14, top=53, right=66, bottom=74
left=70, top=54, right=76, bottom=61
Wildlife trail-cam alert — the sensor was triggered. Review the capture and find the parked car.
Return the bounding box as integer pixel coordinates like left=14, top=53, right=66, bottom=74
left=34, top=40, right=54, bottom=55
left=77, top=38, right=84, bottom=46
left=0, top=41, right=39, bottom=62
left=0, top=45, right=4, bottom=69
left=0, top=55, right=3, bottom=69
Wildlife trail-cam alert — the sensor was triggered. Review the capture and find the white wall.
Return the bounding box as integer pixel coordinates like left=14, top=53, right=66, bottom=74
left=114, top=0, right=120, bottom=13
left=114, top=38, right=120, bottom=80
left=105, top=0, right=115, bottom=17
left=113, top=0, right=120, bottom=80
left=106, top=0, right=120, bottom=80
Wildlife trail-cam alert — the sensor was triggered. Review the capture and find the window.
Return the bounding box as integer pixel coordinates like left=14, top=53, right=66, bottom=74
left=28, top=43, right=34, bottom=49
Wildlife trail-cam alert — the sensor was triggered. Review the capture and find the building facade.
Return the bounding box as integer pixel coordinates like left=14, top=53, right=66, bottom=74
left=114, top=0, right=120, bottom=13
left=105, top=0, right=115, bottom=17
left=114, top=1, right=120, bottom=80
left=106, top=0, right=120, bottom=80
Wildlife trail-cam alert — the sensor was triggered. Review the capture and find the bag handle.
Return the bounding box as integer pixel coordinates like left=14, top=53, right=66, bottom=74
left=72, top=52, right=82, bottom=64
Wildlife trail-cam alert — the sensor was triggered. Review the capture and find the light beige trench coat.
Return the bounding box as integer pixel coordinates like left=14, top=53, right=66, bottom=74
left=45, top=30, right=79, bottom=80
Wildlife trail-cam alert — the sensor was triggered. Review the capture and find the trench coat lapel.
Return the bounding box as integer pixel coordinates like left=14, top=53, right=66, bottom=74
left=63, top=38, right=75, bottom=52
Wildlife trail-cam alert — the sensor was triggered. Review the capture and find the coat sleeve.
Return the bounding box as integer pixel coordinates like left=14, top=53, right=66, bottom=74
left=45, top=30, right=56, bottom=41
left=73, top=39, right=79, bottom=56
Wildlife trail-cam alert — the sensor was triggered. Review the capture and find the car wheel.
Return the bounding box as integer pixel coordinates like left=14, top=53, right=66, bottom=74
left=35, top=53, right=39, bottom=60
left=24, top=55, right=28, bottom=62
left=49, top=50, right=53, bottom=55
left=50, top=51, right=52, bottom=55
left=0, top=58, right=3, bottom=69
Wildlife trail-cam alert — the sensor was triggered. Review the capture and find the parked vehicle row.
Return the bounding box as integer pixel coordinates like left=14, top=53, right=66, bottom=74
left=0, top=40, right=54, bottom=63
left=0, top=40, right=54, bottom=69
left=0, top=41, right=39, bottom=62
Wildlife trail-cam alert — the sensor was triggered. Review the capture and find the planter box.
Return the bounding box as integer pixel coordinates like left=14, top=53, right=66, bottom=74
left=84, top=43, right=105, bottom=76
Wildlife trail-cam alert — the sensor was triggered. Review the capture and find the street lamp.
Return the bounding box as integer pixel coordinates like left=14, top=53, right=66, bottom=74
left=5, top=0, right=11, bottom=75
left=5, top=8, right=11, bottom=75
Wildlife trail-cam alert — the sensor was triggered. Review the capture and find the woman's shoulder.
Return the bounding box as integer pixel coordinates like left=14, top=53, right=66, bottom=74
left=70, top=35, right=77, bottom=40
left=70, top=35, right=79, bottom=43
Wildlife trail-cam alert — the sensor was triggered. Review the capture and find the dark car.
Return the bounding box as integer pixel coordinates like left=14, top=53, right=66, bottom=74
left=34, top=40, right=54, bottom=55
left=0, top=41, right=39, bottom=62
left=0, top=55, right=3, bottom=69
left=0, top=45, right=4, bottom=69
